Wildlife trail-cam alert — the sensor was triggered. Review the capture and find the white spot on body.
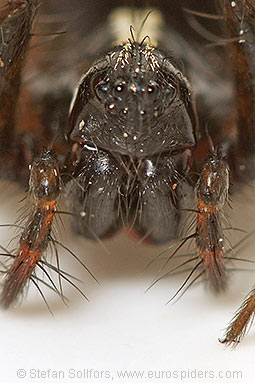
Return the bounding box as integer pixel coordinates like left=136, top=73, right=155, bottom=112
left=239, top=29, right=245, bottom=43
left=79, top=120, right=85, bottom=130
left=146, top=160, right=155, bottom=177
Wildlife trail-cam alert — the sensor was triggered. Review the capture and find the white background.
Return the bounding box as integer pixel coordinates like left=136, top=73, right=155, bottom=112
left=0, top=179, right=254, bottom=383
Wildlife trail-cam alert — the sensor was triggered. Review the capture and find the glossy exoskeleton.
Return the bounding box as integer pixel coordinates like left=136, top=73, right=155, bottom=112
left=66, top=40, right=196, bottom=243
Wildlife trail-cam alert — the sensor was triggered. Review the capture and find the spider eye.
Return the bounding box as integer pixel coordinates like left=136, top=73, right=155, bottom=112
left=95, top=80, right=109, bottom=101
left=145, top=81, right=160, bottom=104
left=115, top=84, right=125, bottom=92
left=147, top=81, right=158, bottom=95
left=147, top=84, right=156, bottom=94
left=113, top=81, right=127, bottom=97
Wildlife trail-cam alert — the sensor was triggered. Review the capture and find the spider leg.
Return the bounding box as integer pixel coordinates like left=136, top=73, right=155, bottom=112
left=221, top=0, right=255, bottom=178
left=220, top=288, right=255, bottom=346
left=0, top=149, right=61, bottom=308
left=195, top=149, right=230, bottom=293
left=0, top=1, right=39, bottom=181
left=0, top=1, right=73, bottom=183
left=218, top=0, right=255, bottom=345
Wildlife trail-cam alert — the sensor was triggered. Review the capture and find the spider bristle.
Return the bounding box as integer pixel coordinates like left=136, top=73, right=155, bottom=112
left=220, top=288, right=255, bottom=347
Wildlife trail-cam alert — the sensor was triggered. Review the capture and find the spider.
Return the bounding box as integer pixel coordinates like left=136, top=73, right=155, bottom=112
left=0, top=0, right=254, bottom=347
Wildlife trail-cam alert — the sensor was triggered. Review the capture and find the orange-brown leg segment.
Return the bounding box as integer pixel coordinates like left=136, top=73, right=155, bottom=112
left=219, top=0, right=255, bottom=345
left=196, top=150, right=230, bottom=292
left=221, top=289, right=255, bottom=346
left=220, top=0, right=255, bottom=176
left=0, top=150, right=60, bottom=308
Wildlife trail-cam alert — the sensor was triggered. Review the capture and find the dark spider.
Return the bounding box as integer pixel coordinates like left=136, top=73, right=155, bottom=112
left=0, top=0, right=254, bottom=346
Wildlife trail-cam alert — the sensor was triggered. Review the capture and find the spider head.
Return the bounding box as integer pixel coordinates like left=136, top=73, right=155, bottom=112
left=68, top=42, right=197, bottom=157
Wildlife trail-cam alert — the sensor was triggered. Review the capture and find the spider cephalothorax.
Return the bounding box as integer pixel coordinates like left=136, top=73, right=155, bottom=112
left=68, top=41, right=196, bottom=158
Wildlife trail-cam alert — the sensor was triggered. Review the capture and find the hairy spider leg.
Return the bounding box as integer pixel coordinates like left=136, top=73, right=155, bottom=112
left=0, top=1, right=40, bottom=179
left=221, top=0, right=255, bottom=175
left=196, top=151, right=229, bottom=292
left=219, top=0, right=255, bottom=346
left=0, top=1, right=71, bottom=183
left=0, top=1, right=37, bottom=148
left=221, top=288, right=255, bottom=346
left=0, top=150, right=60, bottom=308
